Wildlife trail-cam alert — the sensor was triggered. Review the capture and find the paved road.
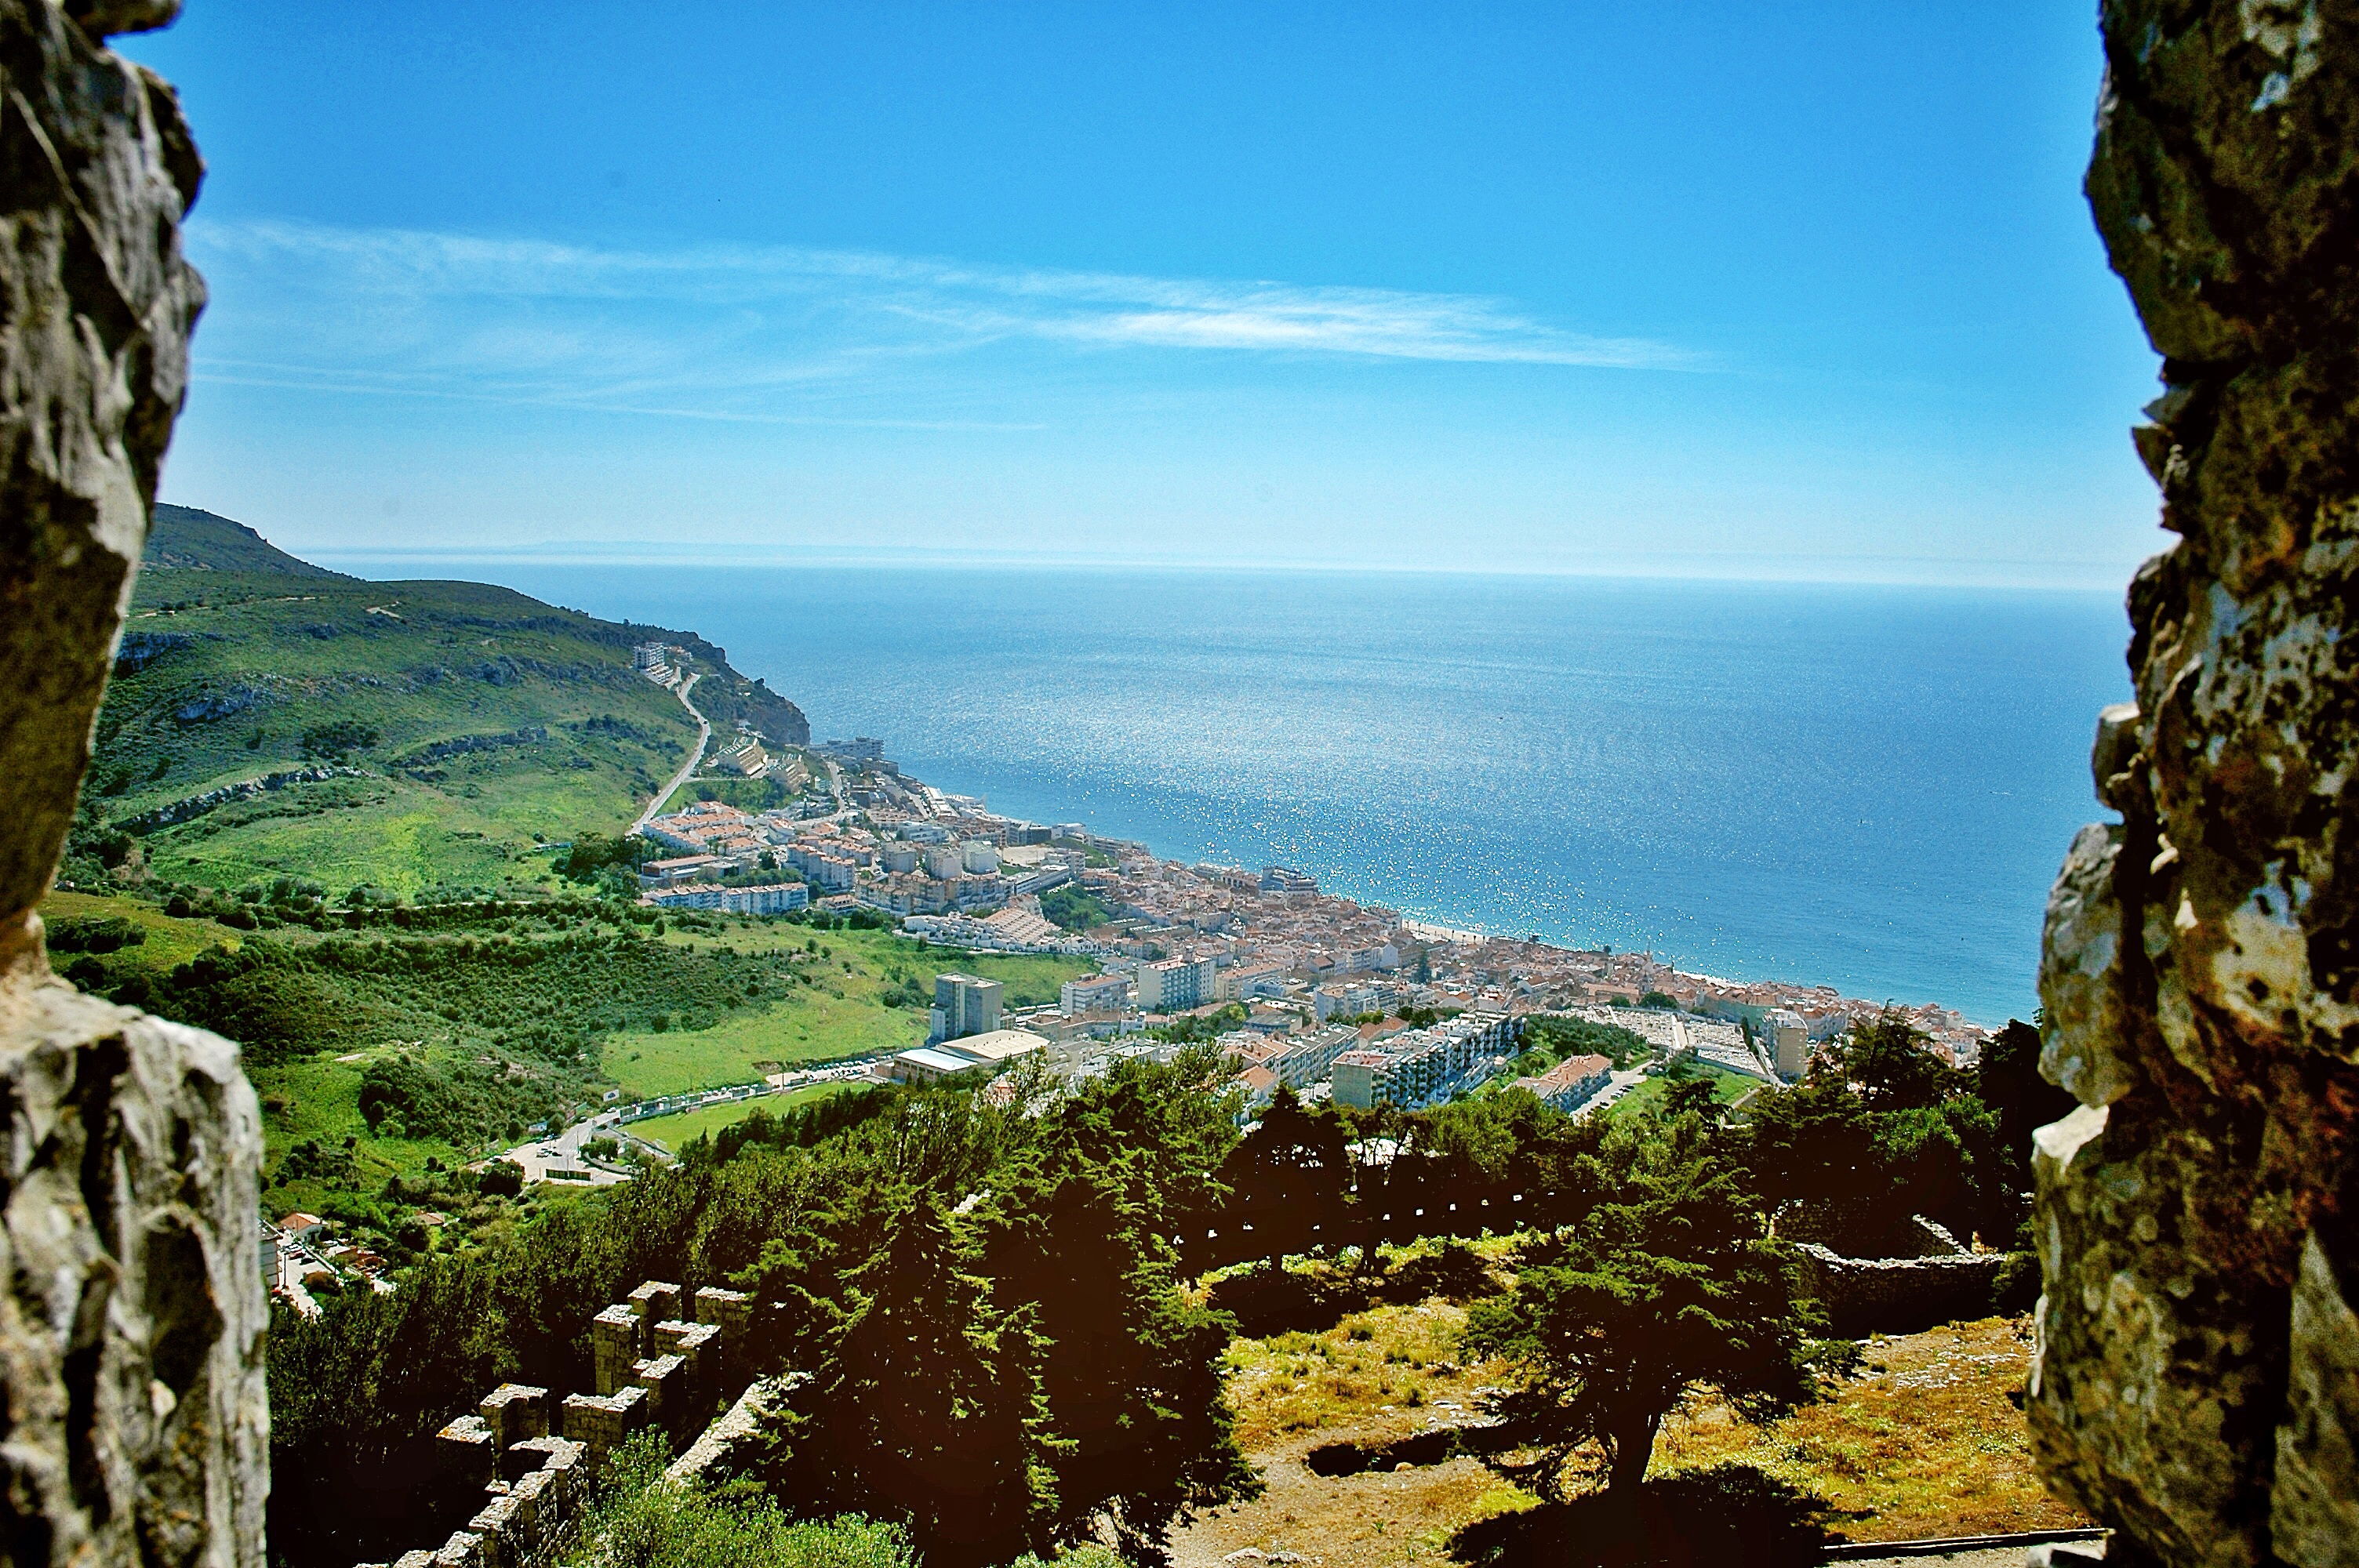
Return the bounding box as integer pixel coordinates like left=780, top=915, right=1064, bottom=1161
left=501, top=1057, right=895, bottom=1181
left=632, top=671, right=708, bottom=833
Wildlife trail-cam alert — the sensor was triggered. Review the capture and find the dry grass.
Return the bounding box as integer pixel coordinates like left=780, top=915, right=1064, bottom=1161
left=1180, top=1287, right=2086, bottom=1567
left=1181, top=1295, right=1529, bottom=1568
left=1223, top=1299, right=1506, bottom=1451
left=1653, top=1316, right=2090, bottom=1541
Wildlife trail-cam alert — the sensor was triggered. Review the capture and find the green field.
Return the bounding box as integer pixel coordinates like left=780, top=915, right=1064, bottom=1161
left=42, top=889, right=1093, bottom=1210
left=1603, top=1061, right=1760, bottom=1119
left=41, top=887, right=245, bottom=969
left=602, top=924, right=1093, bottom=1096
left=625, top=1082, right=852, bottom=1152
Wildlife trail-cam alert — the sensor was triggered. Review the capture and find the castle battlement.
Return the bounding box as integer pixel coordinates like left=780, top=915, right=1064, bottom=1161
left=364, top=1282, right=766, bottom=1568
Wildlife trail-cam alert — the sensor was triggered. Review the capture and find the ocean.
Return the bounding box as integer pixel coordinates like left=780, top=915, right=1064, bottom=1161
left=321, top=557, right=2131, bottom=1025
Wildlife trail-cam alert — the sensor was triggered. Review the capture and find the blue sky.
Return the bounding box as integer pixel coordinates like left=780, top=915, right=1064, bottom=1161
left=122, top=2, right=2164, bottom=586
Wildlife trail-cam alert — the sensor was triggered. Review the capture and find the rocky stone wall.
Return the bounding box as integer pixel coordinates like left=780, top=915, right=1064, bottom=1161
left=2032, top=4, right=2359, bottom=1566
left=1789, top=1242, right=2014, bottom=1339
left=1, top=3, right=266, bottom=1566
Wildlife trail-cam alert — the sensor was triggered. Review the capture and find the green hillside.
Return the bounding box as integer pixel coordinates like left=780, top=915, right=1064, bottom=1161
left=144, top=504, right=357, bottom=577
left=80, top=506, right=812, bottom=898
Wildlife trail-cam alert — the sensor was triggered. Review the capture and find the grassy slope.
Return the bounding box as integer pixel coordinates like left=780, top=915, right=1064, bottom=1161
left=67, top=510, right=1088, bottom=1212
left=90, top=506, right=809, bottom=898
left=97, top=570, right=697, bottom=896
left=38, top=892, right=1091, bottom=1207
left=1654, top=1316, right=2086, bottom=1539
left=603, top=924, right=1090, bottom=1097
left=41, top=887, right=242, bottom=968
left=144, top=504, right=354, bottom=576
left=1602, top=1061, right=1757, bottom=1119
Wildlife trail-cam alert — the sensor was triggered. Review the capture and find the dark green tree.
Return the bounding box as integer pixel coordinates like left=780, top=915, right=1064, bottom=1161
left=1465, top=1114, right=1815, bottom=1498
left=764, top=1197, right=1054, bottom=1568
left=1975, top=1017, right=2077, bottom=1172
left=1214, top=1084, right=1353, bottom=1269
left=1817, top=1011, right=1961, bottom=1111
left=983, top=1167, right=1258, bottom=1561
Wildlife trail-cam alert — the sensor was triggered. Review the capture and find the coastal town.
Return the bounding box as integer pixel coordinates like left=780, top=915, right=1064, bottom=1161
left=624, top=678, right=1990, bottom=1109
left=256, top=691, right=1999, bottom=1306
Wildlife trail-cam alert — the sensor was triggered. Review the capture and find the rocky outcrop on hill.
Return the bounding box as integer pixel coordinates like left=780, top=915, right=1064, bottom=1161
left=0, top=0, right=204, bottom=947
left=2031, top=5, right=2359, bottom=1566
left=1, top=3, right=267, bottom=1566
left=122, top=764, right=363, bottom=834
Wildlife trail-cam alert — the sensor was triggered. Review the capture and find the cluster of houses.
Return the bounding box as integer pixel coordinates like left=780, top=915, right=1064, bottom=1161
left=268, top=1210, right=402, bottom=1313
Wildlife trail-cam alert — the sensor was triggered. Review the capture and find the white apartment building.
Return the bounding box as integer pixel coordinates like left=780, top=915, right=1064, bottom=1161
left=1135, top=956, right=1215, bottom=1012
left=1061, top=973, right=1135, bottom=1016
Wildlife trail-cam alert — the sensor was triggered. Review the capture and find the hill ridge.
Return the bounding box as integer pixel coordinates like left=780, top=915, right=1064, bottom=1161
left=146, top=504, right=357, bottom=579
left=79, top=505, right=811, bottom=898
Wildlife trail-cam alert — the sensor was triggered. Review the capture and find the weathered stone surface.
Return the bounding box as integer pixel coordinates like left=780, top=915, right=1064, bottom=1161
left=2032, top=3, right=2359, bottom=1564
left=2, top=985, right=267, bottom=1567
left=1, top=3, right=261, bottom=1566
left=0, top=0, right=205, bottom=971
left=2272, top=1232, right=2359, bottom=1566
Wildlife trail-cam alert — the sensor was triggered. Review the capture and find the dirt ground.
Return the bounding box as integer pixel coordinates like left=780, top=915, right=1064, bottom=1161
left=1169, top=1418, right=1523, bottom=1568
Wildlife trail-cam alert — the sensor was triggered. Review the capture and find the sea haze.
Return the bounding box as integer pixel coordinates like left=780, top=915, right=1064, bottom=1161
left=322, top=557, right=2129, bottom=1024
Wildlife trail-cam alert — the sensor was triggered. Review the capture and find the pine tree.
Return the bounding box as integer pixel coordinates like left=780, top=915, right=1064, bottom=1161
left=765, top=1197, right=1054, bottom=1568
left=985, top=1167, right=1257, bottom=1562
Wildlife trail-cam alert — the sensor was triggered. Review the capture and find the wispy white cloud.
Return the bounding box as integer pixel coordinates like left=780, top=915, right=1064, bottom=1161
left=183, top=219, right=1695, bottom=426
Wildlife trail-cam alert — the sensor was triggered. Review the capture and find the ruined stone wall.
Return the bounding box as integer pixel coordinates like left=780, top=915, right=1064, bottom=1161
left=2032, top=4, right=2359, bottom=1566
left=1, top=4, right=265, bottom=1566
left=1790, top=1243, right=2014, bottom=1339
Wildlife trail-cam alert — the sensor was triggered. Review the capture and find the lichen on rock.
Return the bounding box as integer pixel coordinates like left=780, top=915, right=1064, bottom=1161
left=2032, top=3, right=2359, bottom=1565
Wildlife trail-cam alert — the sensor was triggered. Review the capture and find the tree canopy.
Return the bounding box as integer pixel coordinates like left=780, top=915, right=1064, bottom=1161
left=1465, top=1110, right=1816, bottom=1497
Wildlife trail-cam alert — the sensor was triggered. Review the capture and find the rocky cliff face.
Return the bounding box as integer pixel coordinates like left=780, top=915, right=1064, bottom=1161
left=2032, top=4, right=2359, bottom=1566
left=1, top=3, right=266, bottom=1566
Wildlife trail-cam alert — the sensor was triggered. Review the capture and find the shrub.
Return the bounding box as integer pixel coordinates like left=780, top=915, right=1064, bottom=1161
left=567, top=1431, right=915, bottom=1568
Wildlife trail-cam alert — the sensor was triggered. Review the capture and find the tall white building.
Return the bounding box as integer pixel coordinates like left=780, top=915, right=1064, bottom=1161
left=930, top=974, right=1005, bottom=1043
left=961, top=840, right=1001, bottom=874
left=1060, top=972, right=1135, bottom=1016
left=1765, top=1008, right=1810, bottom=1077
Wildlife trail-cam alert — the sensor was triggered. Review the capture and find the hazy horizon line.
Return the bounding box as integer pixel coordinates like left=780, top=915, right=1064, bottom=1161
left=288, top=535, right=2137, bottom=594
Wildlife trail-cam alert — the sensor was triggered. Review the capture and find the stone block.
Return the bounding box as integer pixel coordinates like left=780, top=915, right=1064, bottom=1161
left=591, top=1304, right=641, bottom=1396
left=2, top=986, right=267, bottom=1568
left=2032, top=6, right=2359, bottom=1563
left=477, top=1383, right=549, bottom=1447
left=431, top=1533, right=484, bottom=1568
left=627, top=1281, right=682, bottom=1346
left=561, top=1384, right=649, bottom=1465
left=434, top=1413, right=498, bottom=1497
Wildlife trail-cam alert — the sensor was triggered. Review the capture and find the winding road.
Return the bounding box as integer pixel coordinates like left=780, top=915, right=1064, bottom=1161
left=632, top=671, right=708, bottom=833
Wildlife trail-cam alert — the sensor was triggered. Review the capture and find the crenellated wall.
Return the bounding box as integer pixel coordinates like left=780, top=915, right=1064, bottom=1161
left=2032, top=4, right=2359, bottom=1566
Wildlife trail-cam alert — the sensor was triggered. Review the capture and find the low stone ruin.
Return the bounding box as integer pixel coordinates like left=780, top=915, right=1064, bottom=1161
left=1775, top=1200, right=2015, bottom=1337
left=354, top=1282, right=754, bottom=1568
